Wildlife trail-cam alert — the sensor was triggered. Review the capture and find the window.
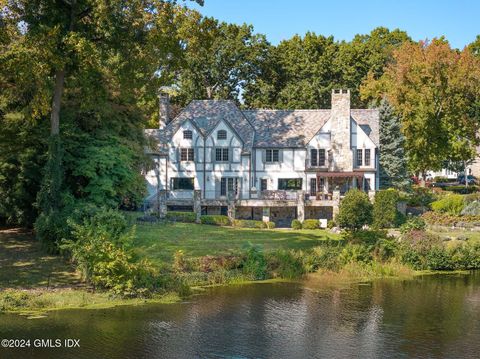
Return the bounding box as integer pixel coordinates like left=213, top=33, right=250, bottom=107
left=310, top=149, right=326, bottom=167
left=364, top=149, right=371, bottom=166
left=183, top=130, right=192, bottom=139
left=357, top=149, right=363, bottom=167
left=215, top=148, right=229, bottom=162
left=266, top=149, right=280, bottom=163
left=278, top=178, right=302, bottom=190
left=220, top=178, right=239, bottom=196
left=318, top=149, right=326, bottom=166
left=364, top=178, right=371, bottom=191
left=180, top=148, right=194, bottom=162
left=260, top=178, right=268, bottom=192
left=171, top=177, right=194, bottom=190
left=217, top=130, right=227, bottom=140
left=310, top=149, right=318, bottom=166
left=310, top=178, right=317, bottom=196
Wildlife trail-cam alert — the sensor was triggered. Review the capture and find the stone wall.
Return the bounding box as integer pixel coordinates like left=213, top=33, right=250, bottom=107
left=330, top=89, right=353, bottom=172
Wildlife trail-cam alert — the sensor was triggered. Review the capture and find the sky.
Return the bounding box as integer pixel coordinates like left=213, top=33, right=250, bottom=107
left=188, top=0, right=479, bottom=49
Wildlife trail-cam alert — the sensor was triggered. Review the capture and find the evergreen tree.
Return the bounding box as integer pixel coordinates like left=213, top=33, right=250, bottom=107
left=378, top=98, right=409, bottom=189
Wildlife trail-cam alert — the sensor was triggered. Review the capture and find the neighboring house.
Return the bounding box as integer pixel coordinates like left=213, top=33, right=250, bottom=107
left=144, top=89, right=379, bottom=227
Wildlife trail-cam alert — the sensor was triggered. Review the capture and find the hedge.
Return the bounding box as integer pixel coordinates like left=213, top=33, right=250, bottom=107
left=302, top=219, right=320, bottom=230
left=166, top=211, right=197, bottom=223
left=291, top=219, right=302, bottom=230
left=442, top=185, right=479, bottom=194
left=422, top=211, right=480, bottom=226
left=200, top=215, right=231, bottom=226
left=233, top=219, right=267, bottom=229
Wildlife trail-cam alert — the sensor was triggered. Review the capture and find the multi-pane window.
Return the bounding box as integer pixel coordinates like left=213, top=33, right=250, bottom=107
left=215, top=148, right=229, bottom=162
left=217, top=130, right=227, bottom=140
left=356, top=149, right=363, bottom=166
left=310, top=178, right=317, bottom=196
left=183, top=130, right=192, bottom=139
left=266, top=149, right=280, bottom=163
left=220, top=178, right=239, bottom=196
left=278, top=178, right=302, bottom=190
left=180, top=148, right=194, bottom=161
left=310, top=149, right=326, bottom=167
left=171, top=177, right=194, bottom=190
left=364, top=149, right=371, bottom=166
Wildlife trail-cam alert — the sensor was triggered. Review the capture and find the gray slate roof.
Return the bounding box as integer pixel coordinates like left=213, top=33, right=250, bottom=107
left=146, top=100, right=379, bottom=153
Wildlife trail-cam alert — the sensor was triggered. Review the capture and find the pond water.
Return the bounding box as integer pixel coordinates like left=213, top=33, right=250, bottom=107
left=1, top=272, right=480, bottom=359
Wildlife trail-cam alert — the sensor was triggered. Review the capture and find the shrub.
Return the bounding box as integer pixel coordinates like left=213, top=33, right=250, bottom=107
left=444, top=185, right=479, bottom=194
left=461, top=201, right=480, bottom=216
left=399, top=216, right=426, bottom=233
left=373, top=189, right=399, bottom=228
left=241, top=245, right=267, bottom=280
left=166, top=211, right=196, bottom=223
left=340, top=243, right=372, bottom=264
left=422, top=211, right=480, bottom=225
left=233, top=219, right=267, bottom=229
left=327, top=220, right=336, bottom=229
left=61, top=209, right=157, bottom=297
left=266, top=250, right=305, bottom=278
left=336, top=189, right=373, bottom=230
left=431, top=194, right=464, bottom=215
left=291, top=219, right=302, bottom=230
left=406, top=186, right=436, bottom=207
left=266, top=221, right=276, bottom=229
left=302, top=219, right=320, bottom=230
left=200, top=215, right=231, bottom=226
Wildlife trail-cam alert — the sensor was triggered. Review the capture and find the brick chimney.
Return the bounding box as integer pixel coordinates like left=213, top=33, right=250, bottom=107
left=330, top=89, right=353, bottom=171
left=158, top=92, right=170, bottom=129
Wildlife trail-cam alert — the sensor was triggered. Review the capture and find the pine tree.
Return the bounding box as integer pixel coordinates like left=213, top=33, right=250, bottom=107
left=378, top=98, right=409, bottom=189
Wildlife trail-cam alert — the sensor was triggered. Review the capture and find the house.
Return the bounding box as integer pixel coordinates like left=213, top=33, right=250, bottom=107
left=144, top=89, right=379, bottom=227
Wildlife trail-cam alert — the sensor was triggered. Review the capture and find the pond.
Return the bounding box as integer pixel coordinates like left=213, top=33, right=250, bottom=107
left=1, top=272, right=480, bottom=358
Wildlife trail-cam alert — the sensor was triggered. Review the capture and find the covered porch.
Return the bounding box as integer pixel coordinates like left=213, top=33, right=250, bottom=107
left=314, top=172, right=368, bottom=200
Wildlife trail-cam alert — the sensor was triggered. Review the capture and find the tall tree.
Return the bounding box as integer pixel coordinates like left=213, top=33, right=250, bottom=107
left=361, top=39, right=480, bottom=179
left=377, top=98, right=409, bottom=189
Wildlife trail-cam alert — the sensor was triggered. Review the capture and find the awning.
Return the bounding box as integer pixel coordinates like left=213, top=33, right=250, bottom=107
left=316, top=172, right=364, bottom=178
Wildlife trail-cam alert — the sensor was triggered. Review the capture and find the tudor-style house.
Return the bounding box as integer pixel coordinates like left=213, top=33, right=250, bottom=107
left=145, top=89, right=379, bottom=227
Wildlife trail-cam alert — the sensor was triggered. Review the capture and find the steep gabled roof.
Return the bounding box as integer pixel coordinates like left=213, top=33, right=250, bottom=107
left=243, top=109, right=331, bottom=147
left=145, top=100, right=380, bottom=153
left=351, top=109, right=380, bottom=146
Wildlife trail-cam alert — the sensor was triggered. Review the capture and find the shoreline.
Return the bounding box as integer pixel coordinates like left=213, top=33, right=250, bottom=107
left=2, top=268, right=473, bottom=318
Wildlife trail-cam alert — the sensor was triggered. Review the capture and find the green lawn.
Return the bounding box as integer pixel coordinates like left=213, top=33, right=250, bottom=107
left=134, top=222, right=340, bottom=265
left=0, top=229, right=81, bottom=289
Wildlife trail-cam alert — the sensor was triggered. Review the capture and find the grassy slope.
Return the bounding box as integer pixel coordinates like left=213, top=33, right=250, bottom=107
left=134, top=223, right=340, bottom=265
left=0, top=229, right=80, bottom=289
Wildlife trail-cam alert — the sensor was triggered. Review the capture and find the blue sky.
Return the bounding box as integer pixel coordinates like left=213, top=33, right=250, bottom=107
left=188, top=0, right=479, bottom=49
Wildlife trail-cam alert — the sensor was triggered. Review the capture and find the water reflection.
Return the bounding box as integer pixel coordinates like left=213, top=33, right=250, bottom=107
left=1, top=272, right=479, bottom=359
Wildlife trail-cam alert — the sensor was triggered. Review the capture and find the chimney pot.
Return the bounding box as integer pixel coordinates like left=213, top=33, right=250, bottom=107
left=158, top=92, right=170, bottom=129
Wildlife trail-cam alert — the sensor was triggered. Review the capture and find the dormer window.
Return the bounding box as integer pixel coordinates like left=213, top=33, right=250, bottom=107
left=183, top=130, right=192, bottom=139
left=217, top=130, right=227, bottom=140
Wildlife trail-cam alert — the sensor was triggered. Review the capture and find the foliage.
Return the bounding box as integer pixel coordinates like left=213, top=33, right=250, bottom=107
left=399, top=216, right=426, bottom=233
left=302, top=219, right=320, bottom=230
left=61, top=210, right=157, bottom=297
left=377, top=99, right=409, bottom=189
left=361, top=39, right=480, bottom=175
left=373, top=189, right=400, bottom=228
left=421, top=211, right=480, bottom=226
left=442, top=185, right=479, bottom=194
left=431, top=194, right=465, bottom=215
left=240, top=245, right=267, bottom=280
left=200, top=215, right=231, bottom=226
left=336, top=189, right=373, bottom=230
left=461, top=201, right=480, bottom=216
left=244, top=27, right=410, bottom=108
left=291, top=219, right=303, bottom=230
left=166, top=211, right=197, bottom=223
left=405, top=187, right=436, bottom=207
left=327, top=220, right=336, bottom=229
left=266, top=249, right=305, bottom=278
left=266, top=221, right=276, bottom=229
left=233, top=219, right=267, bottom=229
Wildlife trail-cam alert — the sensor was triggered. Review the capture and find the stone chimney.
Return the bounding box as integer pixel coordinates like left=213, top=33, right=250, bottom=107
left=329, top=89, right=353, bottom=171
left=158, top=92, right=170, bottom=129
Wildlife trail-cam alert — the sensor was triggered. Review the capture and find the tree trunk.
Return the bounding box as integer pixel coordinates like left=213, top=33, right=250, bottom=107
left=50, top=69, right=65, bottom=135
